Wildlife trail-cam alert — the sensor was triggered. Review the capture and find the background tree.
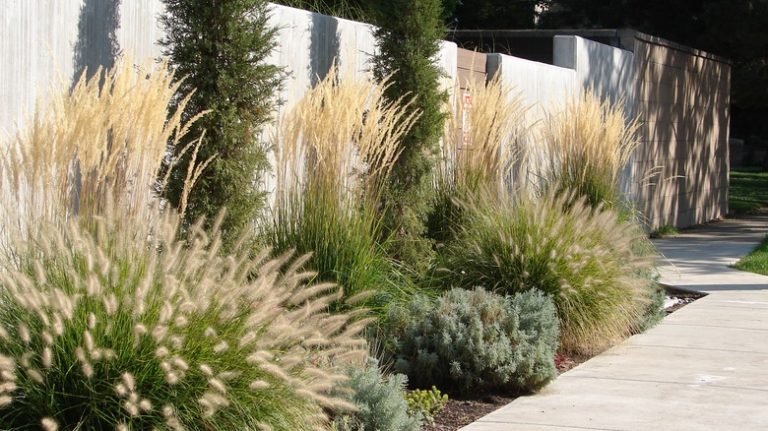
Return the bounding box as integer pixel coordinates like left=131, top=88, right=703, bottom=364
left=369, top=0, right=448, bottom=273
left=160, top=0, right=282, bottom=248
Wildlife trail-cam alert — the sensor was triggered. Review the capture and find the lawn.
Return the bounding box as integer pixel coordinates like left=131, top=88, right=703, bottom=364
left=729, top=169, right=768, bottom=215
left=733, top=235, right=768, bottom=276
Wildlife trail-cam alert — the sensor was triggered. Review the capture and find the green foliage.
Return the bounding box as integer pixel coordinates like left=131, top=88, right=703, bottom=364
left=636, top=282, right=667, bottom=332
left=160, top=0, right=282, bottom=249
left=437, top=190, right=657, bottom=355
left=333, top=358, right=423, bottom=431
left=449, top=0, right=540, bottom=28
left=383, top=287, right=559, bottom=394
left=370, top=0, right=448, bottom=273
left=733, top=235, right=768, bottom=276
left=0, top=213, right=369, bottom=430
left=405, top=387, right=448, bottom=425
left=650, top=224, right=679, bottom=238
left=729, top=169, right=768, bottom=215
left=268, top=189, right=409, bottom=313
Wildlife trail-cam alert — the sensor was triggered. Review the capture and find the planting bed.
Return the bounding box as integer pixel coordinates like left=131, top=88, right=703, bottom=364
left=425, top=286, right=703, bottom=431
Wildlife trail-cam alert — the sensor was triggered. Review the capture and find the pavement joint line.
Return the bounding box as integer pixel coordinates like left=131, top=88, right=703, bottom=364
left=661, top=322, right=768, bottom=332
left=678, top=304, right=768, bottom=311
left=596, top=343, right=768, bottom=357
left=473, top=420, right=624, bottom=431
left=622, top=343, right=768, bottom=355
left=560, top=375, right=768, bottom=393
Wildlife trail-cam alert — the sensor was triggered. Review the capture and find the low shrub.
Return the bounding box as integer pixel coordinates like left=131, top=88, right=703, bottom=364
left=0, top=213, right=368, bottom=430
left=333, top=358, right=422, bottom=431
left=383, top=287, right=559, bottom=394
left=406, top=386, right=448, bottom=425
left=438, top=190, right=657, bottom=354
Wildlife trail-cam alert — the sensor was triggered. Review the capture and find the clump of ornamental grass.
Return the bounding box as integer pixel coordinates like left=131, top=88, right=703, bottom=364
left=539, top=90, right=639, bottom=209
left=0, top=58, right=209, bottom=244
left=438, top=189, right=656, bottom=355
left=0, top=58, right=368, bottom=430
left=268, top=66, right=418, bottom=311
left=428, top=74, right=526, bottom=244
left=0, top=211, right=369, bottom=430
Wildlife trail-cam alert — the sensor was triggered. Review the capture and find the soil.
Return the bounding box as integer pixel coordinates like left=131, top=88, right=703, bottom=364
left=664, top=287, right=706, bottom=314
left=424, top=287, right=703, bottom=431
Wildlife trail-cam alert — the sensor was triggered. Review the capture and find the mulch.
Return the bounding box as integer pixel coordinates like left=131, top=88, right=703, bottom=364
left=424, top=287, right=703, bottom=430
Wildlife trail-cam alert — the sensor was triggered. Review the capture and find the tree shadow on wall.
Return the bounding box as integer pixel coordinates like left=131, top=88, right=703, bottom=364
left=309, top=11, right=340, bottom=86
left=73, top=0, right=122, bottom=85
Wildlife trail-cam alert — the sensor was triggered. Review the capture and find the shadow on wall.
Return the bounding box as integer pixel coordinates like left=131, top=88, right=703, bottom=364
left=634, top=39, right=730, bottom=230
left=309, top=12, right=340, bottom=86
left=73, top=0, right=122, bottom=84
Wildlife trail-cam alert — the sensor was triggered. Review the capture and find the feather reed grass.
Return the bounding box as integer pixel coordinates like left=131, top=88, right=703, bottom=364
left=539, top=90, right=639, bottom=209
left=0, top=58, right=210, bottom=244
left=268, top=66, right=418, bottom=311
left=428, top=74, right=527, bottom=243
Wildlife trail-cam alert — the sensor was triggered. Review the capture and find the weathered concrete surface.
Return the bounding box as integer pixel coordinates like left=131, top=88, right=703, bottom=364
left=462, top=216, right=768, bottom=431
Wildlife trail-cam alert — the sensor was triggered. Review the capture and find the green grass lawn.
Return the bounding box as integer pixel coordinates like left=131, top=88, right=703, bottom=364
left=733, top=235, right=768, bottom=276
left=729, top=169, right=768, bottom=215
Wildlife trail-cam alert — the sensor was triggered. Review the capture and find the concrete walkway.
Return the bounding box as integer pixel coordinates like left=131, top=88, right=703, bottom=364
left=462, top=215, right=768, bottom=431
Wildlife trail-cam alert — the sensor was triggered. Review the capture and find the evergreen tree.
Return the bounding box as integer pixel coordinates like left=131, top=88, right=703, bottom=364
left=160, top=0, right=282, bottom=248
left=370, top=0, right=448, bottom=272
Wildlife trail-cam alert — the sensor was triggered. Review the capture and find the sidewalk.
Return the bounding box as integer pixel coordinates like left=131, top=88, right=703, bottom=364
left=462, top=215, right=768, bottom=431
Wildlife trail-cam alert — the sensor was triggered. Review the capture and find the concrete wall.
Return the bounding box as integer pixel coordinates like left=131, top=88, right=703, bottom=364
left=1, top=3, right=729, bottom=230
left=0, top=2, right=457, bottom=135
left=0, top=0, right=164, bottom=136
left=552, top=34, right=730, bottom=229
left=486, top=53, right=578, bottom=189
left=630, top=35, right=730, bottom=228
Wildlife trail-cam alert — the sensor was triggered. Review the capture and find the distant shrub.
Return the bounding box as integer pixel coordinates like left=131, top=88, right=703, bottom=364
left=384, top=287, right=559, bottom=393
left=406, top=386, right=448, bottom=424
left=539, top=90, right=639, bottom=209
left=333, top=358, right=422, bottom=431
left=439, top=189, right=656, bottom=354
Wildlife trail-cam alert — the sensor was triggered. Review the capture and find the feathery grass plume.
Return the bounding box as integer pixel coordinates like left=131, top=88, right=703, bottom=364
left=438, top=189, right=657, bottom=355
left=428, top=74, right=527, bottom=244
left=539, top=90, right=639, bottom=209
left=0, top=57, right=209, bottom=245
left=268, top=65, right=418, bottom=311
left=0, top=210, right=368, bottom=430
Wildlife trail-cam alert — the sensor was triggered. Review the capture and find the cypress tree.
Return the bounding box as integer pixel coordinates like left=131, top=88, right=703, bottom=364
left=160, top=0, right=282, bottom=248
left=370, top=0, right=448, bottom=271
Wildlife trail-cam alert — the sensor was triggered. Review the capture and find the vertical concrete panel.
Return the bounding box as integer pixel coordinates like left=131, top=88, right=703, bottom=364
left=632, top=37, right=730, bottom=229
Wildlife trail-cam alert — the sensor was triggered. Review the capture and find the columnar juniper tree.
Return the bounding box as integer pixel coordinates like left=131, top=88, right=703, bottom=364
left=160, top=0, right=282, bottom=248
left=370, top=0, right=448, bottom=272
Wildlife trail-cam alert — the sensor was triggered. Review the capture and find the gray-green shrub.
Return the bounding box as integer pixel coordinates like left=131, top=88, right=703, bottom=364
left=383, top=287, right=559, bottom=394
left=333, top=358, right=422, bottom=431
